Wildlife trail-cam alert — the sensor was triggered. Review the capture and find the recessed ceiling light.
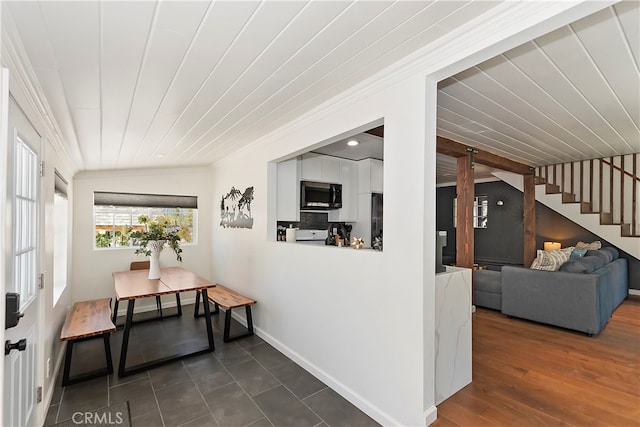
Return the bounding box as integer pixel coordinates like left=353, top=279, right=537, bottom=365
left=347, top=140, right=359, bottom=146
left=157, top=154, right=164, bottom=158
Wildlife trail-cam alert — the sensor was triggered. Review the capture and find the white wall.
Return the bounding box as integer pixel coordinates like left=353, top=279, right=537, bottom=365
left=41, top=139, right=73, bottom=411
left=211, top=73, right=433, bottom=426
left=72, top=167, right=213, bottom=313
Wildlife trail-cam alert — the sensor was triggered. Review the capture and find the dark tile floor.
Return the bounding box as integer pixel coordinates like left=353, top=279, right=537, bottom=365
left=46, top=302, right=379, bottom=427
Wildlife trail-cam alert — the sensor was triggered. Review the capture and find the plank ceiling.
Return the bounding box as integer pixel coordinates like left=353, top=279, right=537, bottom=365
left=3, top=1, right=639, bottom=174
left=437, top=0, right=639, bottom=177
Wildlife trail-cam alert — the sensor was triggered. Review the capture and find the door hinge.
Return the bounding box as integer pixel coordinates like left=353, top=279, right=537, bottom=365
left=38, top=273, right=44, bottom=290
left=39, top=161, right=45, bottom=177
left=36, top=386, right=42, bottom=403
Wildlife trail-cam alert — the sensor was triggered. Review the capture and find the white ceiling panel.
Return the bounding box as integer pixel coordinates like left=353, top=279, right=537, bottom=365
left=502, top=43, right=624, bottom=156
left=571, top=7, right=640, bottom=130
left=4, top=1, right=637, bottom=176
left=475, top=57, right=608, bottom=159
left=6, top=2, right=56, bottom=69
left=115, top=0, right=211, bottom=168
left=536, top=26, right=636, bottom=153
left=160, top=1, right=308, bottom=161
left=169, top=1, right=352, bottom=163
left=439, top=81, right=584, bottom=161
left=165, top=2, right=356, bottom=164
left=436, top=107, right=560, bottom=164
left=40, top=1, right=101, bottom=109
left=100, top=1, right=156, bottom=169
left=164, top=2, right=324, bottom=160
left=132, top=1, right=260, bottom=164
left=71, top=108, right=101, bottom=170
left=33, top=68, right=84, bottom=167
left=461, top=61, right=607, bottom=160
left=177, top=1, right=397, bottom=163
left=615, top=1, right=640, bottom=67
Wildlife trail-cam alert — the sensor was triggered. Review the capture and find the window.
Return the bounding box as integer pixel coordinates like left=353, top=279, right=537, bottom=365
left=453, top=195, right=488, bottom=229
left=53, top=170, right=68, bottom=304
left=93, top=192, right=198, bottom=249
left=13, top=135, right=38, bottom=307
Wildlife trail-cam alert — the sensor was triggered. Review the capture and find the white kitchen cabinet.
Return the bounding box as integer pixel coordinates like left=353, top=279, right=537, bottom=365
left=339, top=159, right=358, bottom=221
left=301, top=153, right=343, bottom=183
left=370, top=159, right=383, bottom=193
left=321, top=156, right=341, bottom=182
left=357, top=159, right=371, bottom=193
left=277, top=158, right=300, bottom=222
left=300, top=153, right=322, bottom=181
left=357, top=158, right=384, bottom=194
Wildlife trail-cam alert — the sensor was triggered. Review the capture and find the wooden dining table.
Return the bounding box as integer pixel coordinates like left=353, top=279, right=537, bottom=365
left=112, top=266, right=215, bottom=377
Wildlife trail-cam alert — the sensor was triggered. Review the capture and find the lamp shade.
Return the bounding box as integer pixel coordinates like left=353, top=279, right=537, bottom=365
left=544, top=241, right=562, bottom=251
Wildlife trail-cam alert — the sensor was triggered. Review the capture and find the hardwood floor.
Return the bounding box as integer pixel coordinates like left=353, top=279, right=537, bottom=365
left=432, top=296, right=640, bottom=426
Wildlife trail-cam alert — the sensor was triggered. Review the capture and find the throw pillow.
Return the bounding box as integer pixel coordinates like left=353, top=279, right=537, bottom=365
left=600, top=246, right=619, bottom=261
left=569, top=248, right=588, bottom=261
left=559, top=260, right=594, bottom=274
left=575, top=240, right=602, bottom=250
left=586, top=249, right=612, bottom=264
left=530, top=248, right=572, bottom=271
left=580, top=255, right=606, bottom=271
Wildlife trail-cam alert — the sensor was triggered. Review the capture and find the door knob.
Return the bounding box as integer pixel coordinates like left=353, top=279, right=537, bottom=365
left=5, top=339, right=26, bottom=356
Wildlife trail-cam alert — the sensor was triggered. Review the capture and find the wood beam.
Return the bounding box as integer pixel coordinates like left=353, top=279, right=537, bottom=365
left=456, top=156, right=475, bottom=269
left=437, top=136, right=533, bottom=176
left=523, top=174, right=536, bottom=267
left=364, top=125, right=384, bottom=138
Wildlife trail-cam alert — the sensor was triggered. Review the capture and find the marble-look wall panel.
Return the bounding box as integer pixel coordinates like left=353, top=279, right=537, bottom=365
left=434, top=266, right=472, bottom=404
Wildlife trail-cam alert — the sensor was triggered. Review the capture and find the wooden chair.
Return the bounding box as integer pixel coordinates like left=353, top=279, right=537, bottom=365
left=129, top=261, right=182, bottom=319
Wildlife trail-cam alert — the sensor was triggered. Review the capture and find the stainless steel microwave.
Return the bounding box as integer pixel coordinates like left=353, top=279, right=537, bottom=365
left=300, top=181, right=342, bottom=210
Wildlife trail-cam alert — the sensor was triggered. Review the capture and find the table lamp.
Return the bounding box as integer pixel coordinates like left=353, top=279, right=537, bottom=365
left=544, top=241, right=561, bottom=251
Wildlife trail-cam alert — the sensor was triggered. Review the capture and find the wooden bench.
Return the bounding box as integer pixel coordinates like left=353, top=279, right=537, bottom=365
left=195, top=284, right=256, bottom=343
left=60, top=298, right=116, bottom=386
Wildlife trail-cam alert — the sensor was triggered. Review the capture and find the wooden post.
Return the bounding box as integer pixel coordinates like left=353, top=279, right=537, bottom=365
left=456, top=155, right=474, bottom=269
left=523, top=174, right=536, bottom=267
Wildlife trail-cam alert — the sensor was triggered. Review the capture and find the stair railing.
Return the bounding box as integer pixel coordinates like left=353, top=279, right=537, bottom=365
left=535, top=153, right=639, bottom=237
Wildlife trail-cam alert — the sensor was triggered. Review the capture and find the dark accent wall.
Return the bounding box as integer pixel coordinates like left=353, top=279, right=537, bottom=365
left=436, top=180, right=640, bottom=290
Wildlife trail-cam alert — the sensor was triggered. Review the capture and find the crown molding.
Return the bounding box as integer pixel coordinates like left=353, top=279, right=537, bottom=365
left=1, top=7, right=81, bottom=175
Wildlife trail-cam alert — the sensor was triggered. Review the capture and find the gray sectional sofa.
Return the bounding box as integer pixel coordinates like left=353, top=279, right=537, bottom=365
left=500, top=247, right=628, bottom=335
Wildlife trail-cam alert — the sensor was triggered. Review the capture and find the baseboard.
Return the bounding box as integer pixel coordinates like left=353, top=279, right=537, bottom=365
left=43, top=344, right=66, bottom=420
left=629, top=289, right=640, bottom=296
left=424, top=405, right=438, bottom=426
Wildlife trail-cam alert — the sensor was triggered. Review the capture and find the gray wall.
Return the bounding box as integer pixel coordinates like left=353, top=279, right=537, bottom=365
left=436, top=180, right=640, bottom=290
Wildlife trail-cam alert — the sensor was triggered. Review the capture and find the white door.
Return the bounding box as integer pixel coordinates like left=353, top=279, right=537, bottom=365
left=3, top=95, right=42, bottom=427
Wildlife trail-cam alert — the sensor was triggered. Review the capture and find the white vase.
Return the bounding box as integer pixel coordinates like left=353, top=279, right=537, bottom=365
left=148, top=240, right=165, bottom=279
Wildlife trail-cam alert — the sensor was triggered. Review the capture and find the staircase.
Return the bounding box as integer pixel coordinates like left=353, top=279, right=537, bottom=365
left=495, top=153, right=640, bottom=260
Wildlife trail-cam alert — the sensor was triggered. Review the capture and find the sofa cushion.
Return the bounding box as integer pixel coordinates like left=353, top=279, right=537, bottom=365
left=569, top=248, right=588, bottom=260
left=600, top=246, right=619, bottom=261
left=581, top=255, right=606, bottom=271
left=530, top=248, right=573, bottom=271
left=586, top=249, right=613, bottom=264
left=474, top=270, right=502, bottom=293
left=559, top=260, right=594, bottom=274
